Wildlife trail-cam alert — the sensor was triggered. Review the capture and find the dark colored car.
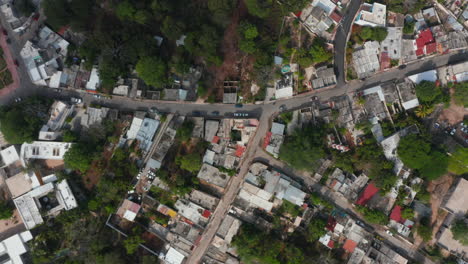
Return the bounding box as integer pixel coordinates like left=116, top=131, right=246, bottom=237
left=33, top=13, right=40, bottom=21
left=6, top=38, right=10, bottom=44
left=14, top=59, right=19, bottom=67
left=2, top=28, right=7, bottom=36
left=398, top=64, right=407, bottom=69
left=212, top=111, right=220, bottom=116
left=235, top=103, right=243, bottom=108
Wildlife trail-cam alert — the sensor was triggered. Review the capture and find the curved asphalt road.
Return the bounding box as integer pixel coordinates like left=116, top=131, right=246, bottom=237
left=334, top=0, right=363, bottom=86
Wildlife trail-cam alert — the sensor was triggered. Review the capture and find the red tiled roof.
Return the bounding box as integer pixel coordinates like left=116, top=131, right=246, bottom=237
left=326, top=216, right=337, bottom=232
left=235, top=145, right=246, bottom=157
left=419, top=29, right=434, bottom=44
left=202, top=209, right=211, bottom=218
left=330, top=11, right=342, bottom=23
left=416, top=48, right=424, bottom=57
left=57, top=25, right=69, bottom=36
left=380, top=52, right=390, bottom=70
left=212, top=136, right=220, bottom=144
left=343, top=239, right=357, bottom=253
left=263, top=132, right=272, bottom=148
left=356, top=183, right=379, bottom=206
left=425, top=42, right=437, bottom=54
left=328, top=240, right=335, bottom=248
left=390, top=205, right=403, bottom=223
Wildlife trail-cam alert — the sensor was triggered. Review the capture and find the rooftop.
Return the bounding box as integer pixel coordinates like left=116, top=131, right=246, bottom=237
left=408, top=70, right=437, bottom=84
left=356, top=183, right=379, bottom=206
left=197, top=164, right=230, bottom=189
left=0, top=231, right=33, bottom=264
left=0, top=146, right=20, bottom=167
left=20, top=141, right=72, bottom=164
left=443, top=178, right=468, bottom=216
left=355, top=2, right=386, bottom=27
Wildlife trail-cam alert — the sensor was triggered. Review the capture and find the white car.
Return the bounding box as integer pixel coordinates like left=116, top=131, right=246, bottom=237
left=70, top=97, right=82, bottom=104
left=386, top=230, right=394, bottom=236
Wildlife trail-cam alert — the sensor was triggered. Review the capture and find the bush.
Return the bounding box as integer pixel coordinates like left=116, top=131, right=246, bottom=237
left=279, top=124, right=325, bottom=171
left=356, top=206, right=388, bottom=225
left=0, top=201, right=13, bottom=219
left=453, top=82, right=468, bottom=107
left=451, top=219, right=468, bottom=245
left=415, top=81, right=441, bottom=104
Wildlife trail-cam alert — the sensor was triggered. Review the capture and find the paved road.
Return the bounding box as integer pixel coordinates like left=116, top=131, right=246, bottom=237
left=333, top=0, right=362, bottom=86
left=0, top=6, right=466, bottom=264
left=255, top=149, right=435, bottom=264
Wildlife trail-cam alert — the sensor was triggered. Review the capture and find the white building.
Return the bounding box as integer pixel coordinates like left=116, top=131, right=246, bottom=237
left=86, top=67, right=100, bottom=91
left=353, top=41, right=381, bottom=79
left=14, top=180, right=78, bottom=230
left=408, top=70, right=438, bottom=84
left=39, top=101, right=74, bottom=141
left=0, top=231, right=33, bottom=264
left=20, top=141, right=72, bottom=166
left=354, top=2, right=386, bottom=27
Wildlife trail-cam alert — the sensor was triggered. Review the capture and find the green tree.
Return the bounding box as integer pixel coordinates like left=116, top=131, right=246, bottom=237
left=415, top=81, right=441, bottom=103
left=62, top=129, right=77, bottom=142
left=115, top=1, right=136, bottom=20
left=63, top=143, right=95, bottom=173
left=123, top=235, right=144, bottom=254
left=310, top=38, right=332, bottom=64
left=239, top=39, right=257, bottom=54
left=397, top=134, right=448, bottom=180
left=136, top=56, right=168, bottom=88
left=397, top=134, right=431, bottom=169
left=279, top=124, right=325, bottom=171
left=417, top=217, right=433, bottom=242
left=372, top=27, right=388, bottom=42
left=245, top=0, right=272, bottom=18
left=453, top=82, right=468, bottom=107
left=240, top=22, right=259, bottom=40
left=161, top=16, right=185, bottom=40
left=134, top=10, right=151, bottom=25
left=0, top=107, right=42, bottom=144
left=401, top=208, right=414, bottom=220
left=451, top=219, right=468, bottom=245
left=403, top=20, right=415, bottom=34
left=176, top=120, right=194, bottom=142
left=356, top=206, right=388, bottom=225
left=0, top=201, right=13, bottom=219
left=176, top=153, right=202, bottom=173
left=448, top=148, right=468, bottom=175
left=306, top=218, right=327, bottom=242
left=207, top=0, right=234, bottom=28
left=43, top=0, right=70, bottom=29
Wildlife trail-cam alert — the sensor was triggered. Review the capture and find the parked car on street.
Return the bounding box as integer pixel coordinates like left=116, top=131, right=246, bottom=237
left=70, top=97, right=82, bottom=104
left=2, top=28, right=7, bottom=36
left=14, top=59, right=19, bottom=67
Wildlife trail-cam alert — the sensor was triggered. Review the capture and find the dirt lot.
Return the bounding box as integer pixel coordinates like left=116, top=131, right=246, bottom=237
left=438, top=88, right=468, bottom=125
left=207, top=1, right=248, bottom=100
left=427, top=174, right=454, bottom=243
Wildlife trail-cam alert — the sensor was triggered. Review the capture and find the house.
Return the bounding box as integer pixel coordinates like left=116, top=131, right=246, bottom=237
left=353, top=41, right=380, bottom=79
left=212, top=214, right=241, bottom=253
left=414, top=29, right=437, bottom=57
left=327, top=168, right=369, bottom=202
left=113, top=85, right=129, bottom=96
left=85, top=67, right=100, bottom=91
left=381, top=27, right=402, bottom=60
left=265, top=122, right=285, bottom=158
left=39, top=101, right=74, bottom=141
left=408, top=70, right=438, bottom=84
left=422, top=7, right=441, bottom=25
left=20, top=141, right=72, bottom=167
left=0, top=231, right=33, bottom=264
left=14, top=180, right=78, bottom=229
left=189, top=190, right=219, bottom=211
left=163, top=89, right=188, bottom=101
left=356, top=183, right=379, bottom=206
left=240, top=164, right=307, bottom=211
left=0, top=3, right=29, bottom=33
left=396, top=80, right=420, bottom=110
left=197, top=164, right=230, bottom=193
left=135, top=118, right=160, bottom=153
left=275, top=73, right=294, bottom=99
left=204, top=120, right=220, bottom=142
left=302, top=2, right=336, bottom=37
left=163, top=247, right=186, bottom=264
left=174, top=199, right=211, bottom=227
left=81, top=107, right=110, bottom=128
left=116, top=199, right=141, bottom=222
left=354, top=2, right=386, bottom=27
left=311, top=66, right=337, bottom=89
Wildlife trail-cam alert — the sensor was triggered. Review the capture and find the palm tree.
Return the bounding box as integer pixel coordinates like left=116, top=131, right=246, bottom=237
left=414, top=104, right=434, bottom=118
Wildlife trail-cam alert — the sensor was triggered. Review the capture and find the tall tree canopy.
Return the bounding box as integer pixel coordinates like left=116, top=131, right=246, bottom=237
left=397, top=134, right=448, bottom=180
left=451, top=219, right=468, bottom=245
left=415, top=81, right=441, bottom=103
left=279, top=123, right=325, bottom=171
left=135, top=56, right=168, bottom=88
